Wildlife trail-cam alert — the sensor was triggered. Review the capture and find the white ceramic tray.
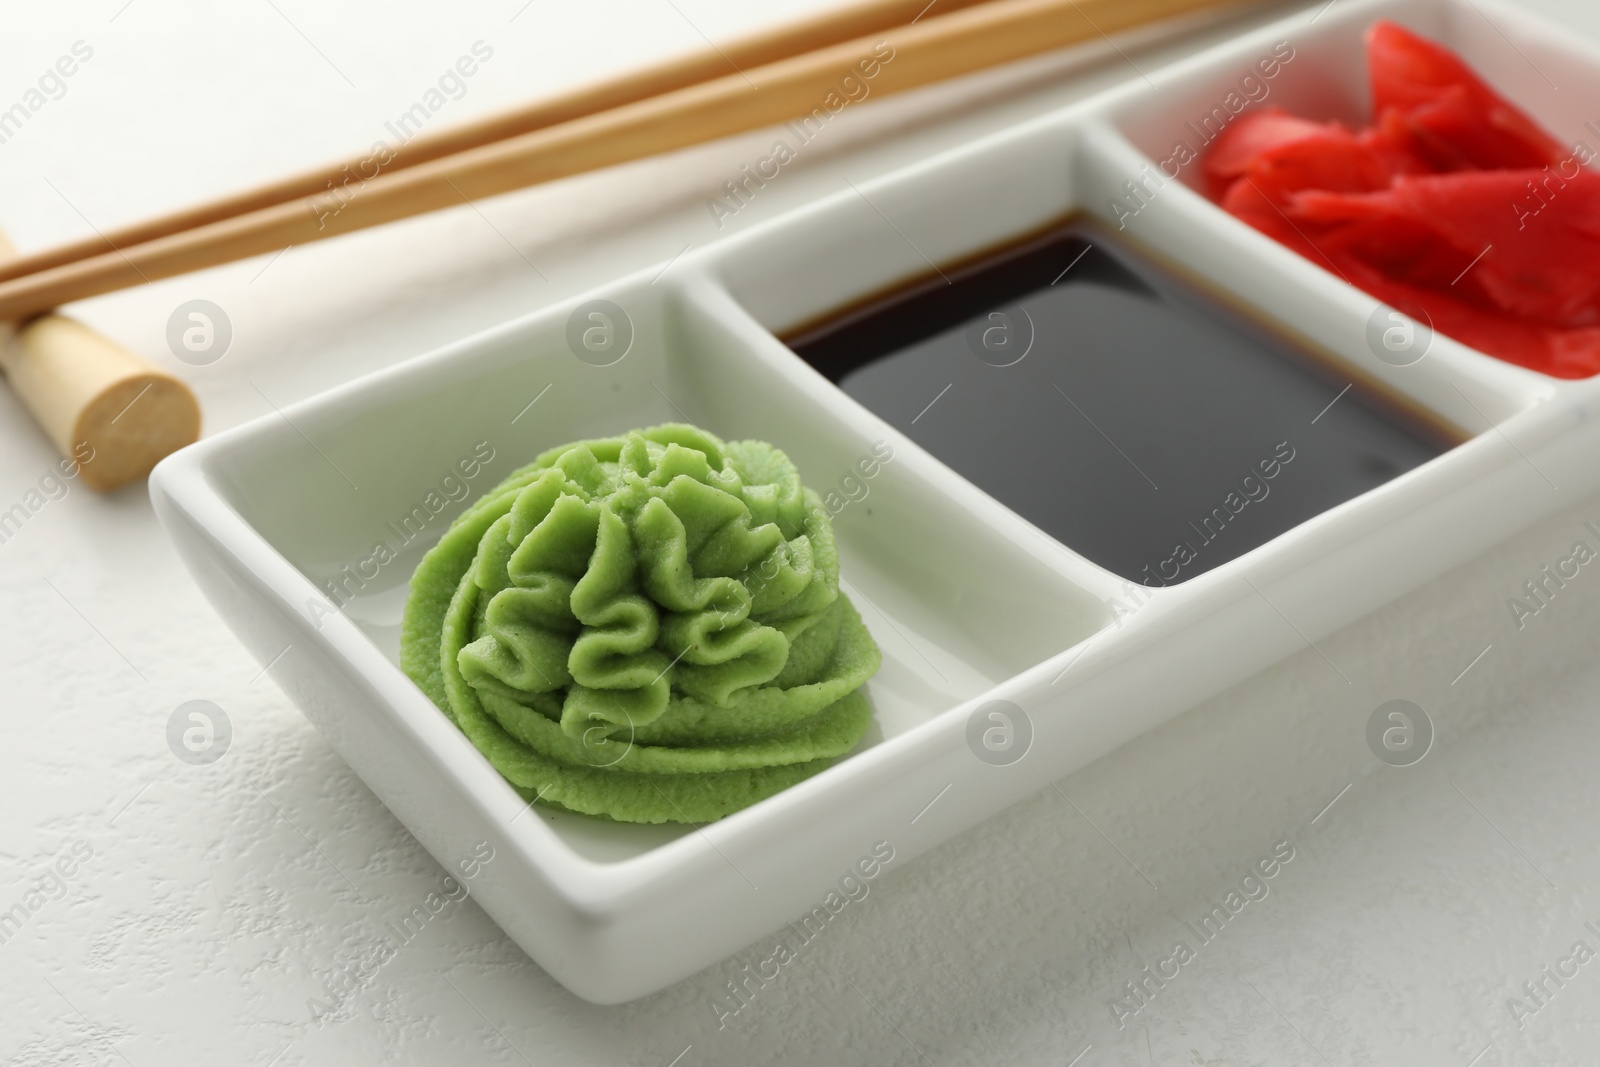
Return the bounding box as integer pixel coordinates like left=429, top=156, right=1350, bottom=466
left=150, top=0, right=1600, bottom=1003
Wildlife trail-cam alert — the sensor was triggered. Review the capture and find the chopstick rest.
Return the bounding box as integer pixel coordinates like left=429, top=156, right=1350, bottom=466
left=0, top=230, right=200, bottom=491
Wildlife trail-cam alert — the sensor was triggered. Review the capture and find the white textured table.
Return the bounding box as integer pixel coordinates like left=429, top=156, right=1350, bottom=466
left=5, top=1, right=1600, bottom=1063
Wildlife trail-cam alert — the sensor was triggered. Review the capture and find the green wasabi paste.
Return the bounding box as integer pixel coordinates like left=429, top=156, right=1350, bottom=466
left=400, top=424, right=881, bottom=824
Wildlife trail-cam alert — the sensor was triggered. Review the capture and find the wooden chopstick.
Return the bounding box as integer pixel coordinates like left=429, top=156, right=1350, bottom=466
left=0, top=0, right=999, bottom=289
left=0, top=0, right=1247, bottom=321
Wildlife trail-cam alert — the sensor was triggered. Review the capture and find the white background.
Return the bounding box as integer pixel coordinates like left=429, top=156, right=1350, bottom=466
left=3, top=0, right=1600, bottom=1063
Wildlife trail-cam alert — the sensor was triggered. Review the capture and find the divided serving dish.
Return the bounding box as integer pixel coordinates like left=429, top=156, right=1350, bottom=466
left=150, top=0, right=1600, bottom=1003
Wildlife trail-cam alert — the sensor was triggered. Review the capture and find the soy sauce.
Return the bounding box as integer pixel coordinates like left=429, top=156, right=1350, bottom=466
left=784, top=219, right=1455, bottom=585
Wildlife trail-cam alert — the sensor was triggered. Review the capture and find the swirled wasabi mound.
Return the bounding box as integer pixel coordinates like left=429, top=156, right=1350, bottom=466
left=400, top=424, right=881, bottom=824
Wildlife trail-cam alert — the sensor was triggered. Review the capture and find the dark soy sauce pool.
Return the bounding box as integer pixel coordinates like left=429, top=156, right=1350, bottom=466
left=784, top=219, right=1456, bottom=586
